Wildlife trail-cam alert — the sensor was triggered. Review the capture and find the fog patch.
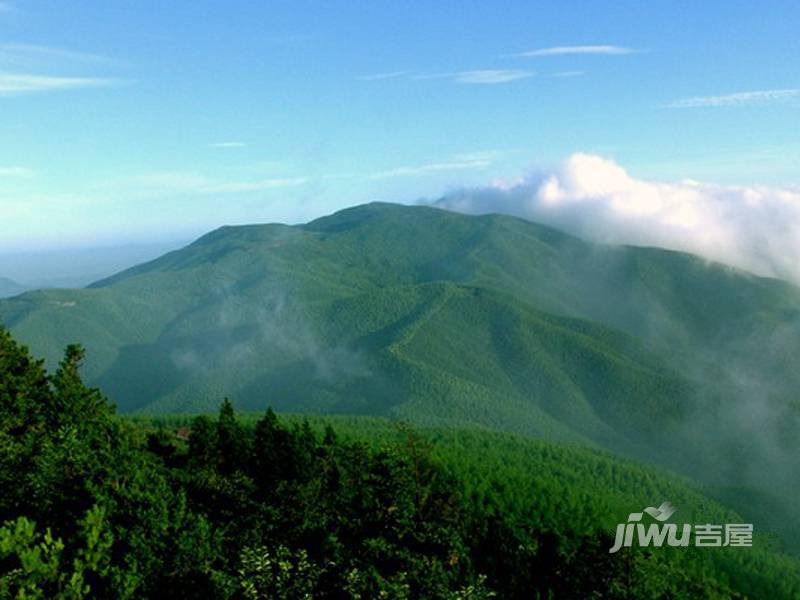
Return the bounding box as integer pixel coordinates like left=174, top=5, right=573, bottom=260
left=168, top=282, right=370, bottom=384
left=436, top=153, right=800, bottom=284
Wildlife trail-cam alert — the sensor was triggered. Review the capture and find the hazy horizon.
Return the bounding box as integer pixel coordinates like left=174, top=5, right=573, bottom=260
left=0, top=239, right=187, bottom=287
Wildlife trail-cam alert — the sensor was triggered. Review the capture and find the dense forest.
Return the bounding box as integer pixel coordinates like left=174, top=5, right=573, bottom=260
left=3, top=327, right=800, bottom=598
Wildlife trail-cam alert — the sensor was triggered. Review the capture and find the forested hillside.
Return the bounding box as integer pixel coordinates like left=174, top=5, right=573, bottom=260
left=2, top=328, right=798, bottom=598
left=5, top=203, right=800, bottom=419
left=2, top=203, right=799, bottom=551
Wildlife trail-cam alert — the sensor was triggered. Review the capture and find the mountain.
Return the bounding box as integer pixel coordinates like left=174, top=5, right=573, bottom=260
left=0, top=276, right=25, bottom=298
left=2, top=202, right=799, bottom=542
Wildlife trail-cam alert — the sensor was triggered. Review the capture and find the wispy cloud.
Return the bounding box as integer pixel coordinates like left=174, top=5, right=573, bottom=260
left=664, top=89, right=800, bottom=108
left=0, top=42, right=124, bottom=97
left=211, top=141, right=247, bottom=148
left=0, top=73, right=124, bottom=95
left=360, top=69, right=533, bottom=85
left=124, top=171, right=309, bottom=194
left=513, top=45, right=636, bottom=57
left=453, top=69, right=533, bottom=84
left=0, top=165, right=33, bottom=177
left=414, top=69, right=533, bottom=85
left=451, top=150, right=505, bottom=162
left=355, top=71, right=407, bottom=81
left=551, top=70, right=585, bottom=78
left=369, top=151, right=499, bottom=179
left=0, top=43, right=116, bottom=67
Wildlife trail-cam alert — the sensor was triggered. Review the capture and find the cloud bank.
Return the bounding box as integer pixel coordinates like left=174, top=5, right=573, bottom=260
left=436, top=153, right=800, bottom=284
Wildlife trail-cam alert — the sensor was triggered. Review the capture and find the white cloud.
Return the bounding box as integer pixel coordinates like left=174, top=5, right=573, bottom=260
left=0, top=43, right=115, bottom=67
left=355, top=71, right=407, bottom=81
left=436, top=153, right=800, bottom=284
left=451, top=150, right=506, bottom=162
left=415, top=69, right=533, bottom=84
left=0, top=42, right=124, bottom=96
left=359, top=67, right=538, bottom=85
left=370, top=152, right=499, bottom=179
left=0, top=165, right=33, bottom=177
left=514, top=45, right=636, bottom=57
left=0, top=73, right=123, bottom=95
left=211, top=141, right=247, bottom=148
left=664, top=89, right=800, bottom=108
left=453, top=69, right=533, bottom=84
left=551, top=70, right=585, bottom=78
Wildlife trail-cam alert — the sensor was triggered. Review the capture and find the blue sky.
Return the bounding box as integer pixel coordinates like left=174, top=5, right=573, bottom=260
left=1, top=0, right=799, bottom=252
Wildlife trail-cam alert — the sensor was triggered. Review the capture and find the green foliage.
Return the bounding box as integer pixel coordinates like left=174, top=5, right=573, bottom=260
left=0, top=517, right=66, bottom=599
left=0, top=329, right=227, bottom=598
left=238, top=545, right=320, bottom=600
left=0, top=505, right=112, bottom=600
left=2, top=300, right=800, bottom=596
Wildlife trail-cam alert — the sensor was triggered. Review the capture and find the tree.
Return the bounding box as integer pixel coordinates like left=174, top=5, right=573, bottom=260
left=216, top=399, right=247, bottom=474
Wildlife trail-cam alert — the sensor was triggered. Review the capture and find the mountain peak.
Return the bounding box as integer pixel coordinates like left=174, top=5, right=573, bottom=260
left=303, top=201, right=445, bottom=232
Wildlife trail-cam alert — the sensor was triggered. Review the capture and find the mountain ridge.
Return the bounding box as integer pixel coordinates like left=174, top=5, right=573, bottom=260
left=0, top=276, right=26, bottom=299
left=2, top=202, right=799, bottom=511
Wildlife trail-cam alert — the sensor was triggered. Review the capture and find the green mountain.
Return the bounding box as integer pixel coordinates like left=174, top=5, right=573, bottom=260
left=2, top=202, right=799, bottom=545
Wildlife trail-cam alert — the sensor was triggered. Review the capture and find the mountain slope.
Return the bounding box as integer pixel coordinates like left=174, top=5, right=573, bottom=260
left=2, top=202, right=799, bottom=536
left=0, top=276, right=25, bottom=298
left=5, top=203, right=799, bottom=410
